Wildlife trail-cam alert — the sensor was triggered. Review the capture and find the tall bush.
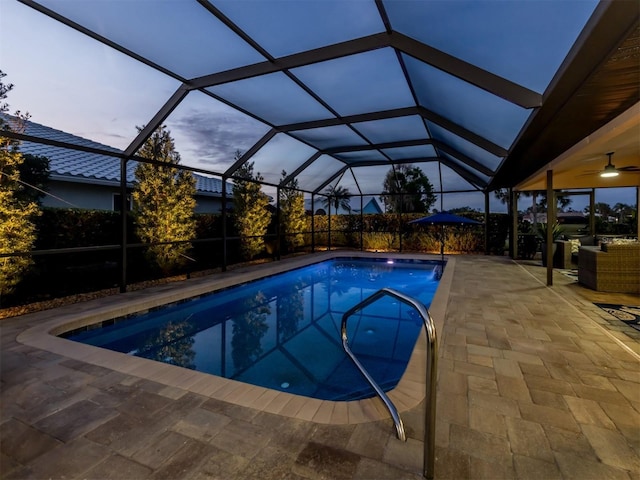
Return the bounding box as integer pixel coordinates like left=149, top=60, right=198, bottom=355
left=279, top=171, right=306, bottom=252
left=0, top=72, right=40, bottom=298
left=133, top=125, right=196, bottom=274
left=232, top=158, right=271, bottom=260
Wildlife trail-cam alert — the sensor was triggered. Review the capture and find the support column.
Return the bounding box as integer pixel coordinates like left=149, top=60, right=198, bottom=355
left=328, top=199, right=332, bottom=251
left=484, top=191, right=490, bottom=255
left=311, top=194, right=316, bottom=253
left=360, top=195, right=364, bottom=251
left=119, top=157, right=128, bottom=293
left=510, top=189, right=518, bottom=259
left=399, top=193, right=403, bottom=253
left=546, top=170, right=555, bottom=286
left=222, top=177, right=227, bottom=272
left=276, top=186, right=281, bottom=261
left=636, top=187, right=639, bottom=239
left=589, top=189, right=596, bottom=238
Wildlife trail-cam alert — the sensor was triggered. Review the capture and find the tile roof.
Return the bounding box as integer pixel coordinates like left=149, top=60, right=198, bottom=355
left=3, top=115, right=227, bottom=195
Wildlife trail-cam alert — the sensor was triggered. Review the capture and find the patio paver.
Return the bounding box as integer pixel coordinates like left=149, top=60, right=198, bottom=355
left=1, top=254, right=638, bottom=479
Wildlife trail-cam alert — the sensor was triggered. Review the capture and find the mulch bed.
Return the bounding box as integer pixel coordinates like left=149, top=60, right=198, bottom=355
left=0, top=277, right=186, bottom=320
left=0, top=257, right=284, bottom=320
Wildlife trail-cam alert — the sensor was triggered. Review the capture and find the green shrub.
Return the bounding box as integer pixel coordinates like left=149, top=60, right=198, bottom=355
left=444, top=229, right=483, bottom=253
left=486, top=213, right=510, bottom=254
left=35, top=208, right=128, bottom=249
left=362, top=232, right=399, bottom=251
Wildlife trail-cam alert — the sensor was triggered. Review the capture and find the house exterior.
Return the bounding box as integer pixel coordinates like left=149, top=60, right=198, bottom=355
left=360, top=198, right=383, bottom=214
left=305, top=196, right=383, bottom=215
left=7, top=115, right=231, bottom=213
left=522, top=212, right=588, bottom=224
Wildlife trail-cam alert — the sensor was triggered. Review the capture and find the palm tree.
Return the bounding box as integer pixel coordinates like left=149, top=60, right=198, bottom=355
left=322, top=185, right=351, bottom=214
left=613, top=203, right=633, bottom=223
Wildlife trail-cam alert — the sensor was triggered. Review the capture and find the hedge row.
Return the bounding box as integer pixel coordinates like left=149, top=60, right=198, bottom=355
left=310, top=212, right=509, bottom=254
left=5, top=209, right=508, bottom=307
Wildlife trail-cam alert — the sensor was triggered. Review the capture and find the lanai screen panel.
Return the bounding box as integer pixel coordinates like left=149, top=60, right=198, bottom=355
left=414, top=162, right=444, bottom=193
left=207, top=73, right=334, bottom=126
left=404, top=55, right=531, bottom=151
left=351, top=165, right=397, bottom=196
left=333, top=150, right=388, bottom=165
left=213, top=0, right=384, bottom=58
left=3, top=0, right=600, bottom=198
left=295, top=155, right=345, bottom=193
left=330, top=169, right=360, bottom=199
left=2, top=1, right=180, bottom=151
left=352, top=116, right=430, bottom=145
left=442, top=192, right=487, bottom=213
left=381, top=145, right=438, bottom=162
left=291, top=49, right=415, bottom=117
left=440, top=152, right=491, bottom=188
left=249, top=134, right=317, bottom=185
left=35, top=0, right=267, bottom=79
left=289, top=125, right=369, bottom=151
left=163, top=91, right=271, bottom=172
left=438, top=164, right=482, bottom=192
left=384, top=0, right=598, bottom=92
left=428, top=124, right=503, bottom=174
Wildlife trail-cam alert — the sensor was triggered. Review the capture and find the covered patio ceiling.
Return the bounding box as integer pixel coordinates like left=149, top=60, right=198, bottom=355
left=515, top=102, right=639, bottom=192
left=6, top=0, right=640, bottom=199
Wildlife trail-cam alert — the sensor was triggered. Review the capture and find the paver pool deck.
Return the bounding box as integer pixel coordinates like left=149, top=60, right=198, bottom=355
left=1, top=254, right=639, bottom=479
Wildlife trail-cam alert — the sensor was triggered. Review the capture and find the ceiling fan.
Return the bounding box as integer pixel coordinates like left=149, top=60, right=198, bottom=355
left=600, top=152, right=619, bottom=177
left=579, top=152, right=640, bottom=177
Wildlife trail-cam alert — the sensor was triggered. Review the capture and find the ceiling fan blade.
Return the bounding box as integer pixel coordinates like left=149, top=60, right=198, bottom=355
left=618, top=166, right=640, bottom=172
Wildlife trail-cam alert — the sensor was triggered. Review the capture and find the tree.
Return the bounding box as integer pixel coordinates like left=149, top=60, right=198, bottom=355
left=495, top=189, right=551, bottom=229
left=449, top=206, right=479, bottom=214
left=232, top=291, right=270, bottom=371
left=0, top=71, right=40, bottom=298
left=380, top=164, right=435, bottom=213
left=279, top=170, right=306, bottom=251
left=232, top=155, right=271, bottom=259
left=18, top=154, right=50, bottom=205
left=590, top=202, right=614, bottom=220
left=141, top=320, right=195, bottom=369
left=612, top=203, right=634, bottom=224
left=493, top=188, right=512, bottom=212
left=535, top=192, right=572, bottom=212
left=494, top=188, right=533, bottom=214
left=322, top=185, right=351, bottom=214
left=132, top=125, right=196, bottom=275
left=276, top=279, right=304, bottom=342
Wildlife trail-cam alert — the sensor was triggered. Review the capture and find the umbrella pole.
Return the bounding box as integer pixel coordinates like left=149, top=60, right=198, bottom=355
left=440, top=225, right=445, bottom=262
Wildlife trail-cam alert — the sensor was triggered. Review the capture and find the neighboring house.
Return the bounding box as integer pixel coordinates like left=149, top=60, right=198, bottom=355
left=4, top=115, right=231, bottom=213
left=357, top=198, right=383, bottom=214
left=304, top=196, right=383, bottom=215
left=522, top=212, right=587, bottom=224
left=522, top=211, right=589, bottom=237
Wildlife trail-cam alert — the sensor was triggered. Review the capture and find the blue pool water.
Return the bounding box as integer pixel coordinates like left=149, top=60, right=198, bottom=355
left=63, top=257, right=441, bottom=400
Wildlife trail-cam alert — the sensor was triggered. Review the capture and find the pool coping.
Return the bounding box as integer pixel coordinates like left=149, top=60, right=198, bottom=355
left=16, top=251, right=453, bottom=427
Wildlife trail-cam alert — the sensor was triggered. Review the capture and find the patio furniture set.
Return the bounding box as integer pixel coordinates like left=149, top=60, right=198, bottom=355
left=554, top=237, right=640, bottom=294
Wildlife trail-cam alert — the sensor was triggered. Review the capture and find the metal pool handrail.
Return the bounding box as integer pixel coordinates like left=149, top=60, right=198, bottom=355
left=340, top=287, right=438, bottom=480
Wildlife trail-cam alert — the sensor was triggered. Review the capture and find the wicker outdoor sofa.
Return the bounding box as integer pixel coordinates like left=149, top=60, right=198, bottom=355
left=578, top=240, right=640, bottom=294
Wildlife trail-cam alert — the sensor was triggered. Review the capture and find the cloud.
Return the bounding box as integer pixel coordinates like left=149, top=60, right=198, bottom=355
left=168, top=108, right=268, bottom=173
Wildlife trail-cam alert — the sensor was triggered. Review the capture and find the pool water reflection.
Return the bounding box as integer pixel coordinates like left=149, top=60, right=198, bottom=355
left=64, top=258, right=441, bottom=400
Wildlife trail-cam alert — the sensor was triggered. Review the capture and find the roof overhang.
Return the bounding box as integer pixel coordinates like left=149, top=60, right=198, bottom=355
left=490, top=2, right=640, bottom=191
left=514, top=102, right=640, bottom=191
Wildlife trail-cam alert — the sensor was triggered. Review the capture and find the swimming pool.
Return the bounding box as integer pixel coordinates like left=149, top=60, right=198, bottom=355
left=62, top=257, right=441, bottom=401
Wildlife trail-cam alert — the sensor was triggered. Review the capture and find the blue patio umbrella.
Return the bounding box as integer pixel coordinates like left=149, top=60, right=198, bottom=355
left=409, top=212, right=482, bottom=260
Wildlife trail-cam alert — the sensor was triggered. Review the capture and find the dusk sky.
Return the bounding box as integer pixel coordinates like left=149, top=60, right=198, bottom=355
left=1, top=0, right=635, bottom=213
